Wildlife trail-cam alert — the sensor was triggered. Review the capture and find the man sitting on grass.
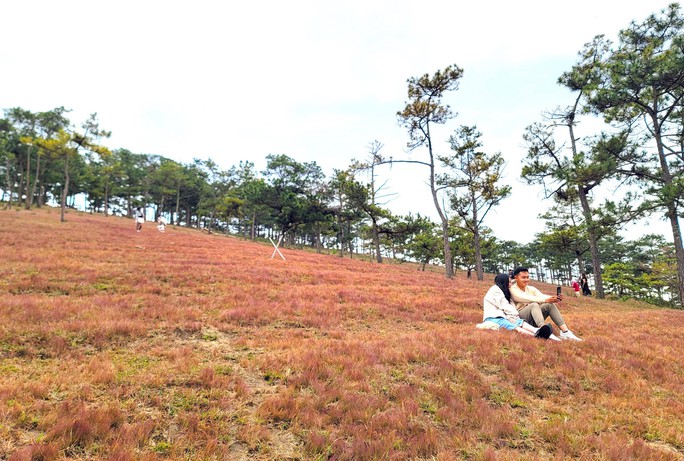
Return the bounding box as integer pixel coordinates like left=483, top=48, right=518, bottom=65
left=510, top=267, right=582, bottom=341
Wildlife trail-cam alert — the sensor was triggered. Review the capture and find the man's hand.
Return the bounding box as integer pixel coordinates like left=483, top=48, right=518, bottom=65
left=545, top=296, right=561, bottom=303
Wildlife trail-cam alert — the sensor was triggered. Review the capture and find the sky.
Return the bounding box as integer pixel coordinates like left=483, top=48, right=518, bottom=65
left=2, top=0, right=677, bottom=244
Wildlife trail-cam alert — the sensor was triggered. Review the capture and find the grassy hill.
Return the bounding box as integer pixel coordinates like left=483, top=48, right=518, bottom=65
left=1, top=208, right=683, bottom=460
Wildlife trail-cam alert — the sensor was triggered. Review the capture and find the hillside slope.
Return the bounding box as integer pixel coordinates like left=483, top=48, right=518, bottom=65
left=1, top=208, right=683, bottom=460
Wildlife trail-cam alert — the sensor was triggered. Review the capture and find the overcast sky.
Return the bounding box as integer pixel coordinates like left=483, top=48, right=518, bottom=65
left=2, top=0, right=677, bottom=243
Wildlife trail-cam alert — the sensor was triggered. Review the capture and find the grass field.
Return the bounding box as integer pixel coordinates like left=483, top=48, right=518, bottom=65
left=1, top=207, right=683, bottom=460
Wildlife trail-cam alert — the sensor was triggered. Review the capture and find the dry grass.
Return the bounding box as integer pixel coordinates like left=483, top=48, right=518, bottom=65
left=1, top=207, right=683, bottom=460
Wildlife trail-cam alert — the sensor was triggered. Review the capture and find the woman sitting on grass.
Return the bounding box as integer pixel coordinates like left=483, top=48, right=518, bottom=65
left=478, top=273, right=553, bottom=340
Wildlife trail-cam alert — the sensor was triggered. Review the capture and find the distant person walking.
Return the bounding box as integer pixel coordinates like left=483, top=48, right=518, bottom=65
left=135, top=207, right=145, bottom=232
left=157, top=216, right=166, bottom=233
left=510, top=267, right=582, bottom=341
left=478, top=273, right=553, bottom=339
left=572, top=278, right=581, bottom=298
left=580, top=273, right=592, bottom=296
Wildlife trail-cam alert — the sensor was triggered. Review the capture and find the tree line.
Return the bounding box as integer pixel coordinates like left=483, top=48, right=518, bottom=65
left=1, top=4, right=683, bottom=307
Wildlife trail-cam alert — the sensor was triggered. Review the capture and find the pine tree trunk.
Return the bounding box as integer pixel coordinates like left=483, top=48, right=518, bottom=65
left=472, top=194, right=484, bottom=281
left=372, top=219, right=382, bottom=263
left=29, top=154, right=40, bottom=208
left=104, top=183, right=109, bottom=217
left=473, top=229, right=484, bottom=281
left=424, top=124, right=454, bottom=278
left=60, top=155, right=69, bottom=223
left=174, top=184, right=181, bottom=226
left=667, top=206, right=684, bottom=307
left=576, top=252, right=584, bottom=279
left=24, top=146, right=31, bottom=209
left=338, top=213, right=344, bottom=258
left=4, top=156, right=12, bottom=209
left=653, top=117, right=684, bottom=306
left=568, top=115, right=605, bottom=298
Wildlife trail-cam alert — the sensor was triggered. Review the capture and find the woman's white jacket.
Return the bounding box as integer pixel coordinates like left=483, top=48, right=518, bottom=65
left=482, top=285, right=521, bottom=322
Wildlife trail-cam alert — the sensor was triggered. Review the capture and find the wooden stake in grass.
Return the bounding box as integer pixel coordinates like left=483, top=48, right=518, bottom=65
left=270, top=236, right=286, bottom=260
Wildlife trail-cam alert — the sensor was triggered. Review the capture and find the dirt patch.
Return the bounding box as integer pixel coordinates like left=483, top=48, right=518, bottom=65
left=182, top=327, right=303, bottom=460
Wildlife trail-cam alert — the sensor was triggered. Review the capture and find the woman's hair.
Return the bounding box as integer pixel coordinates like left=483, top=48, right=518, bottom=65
left=494, top=273, right=512, bottom=302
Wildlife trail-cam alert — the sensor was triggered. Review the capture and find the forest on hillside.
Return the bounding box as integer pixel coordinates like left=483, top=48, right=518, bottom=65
left=2, top=4, right=684, bottom=308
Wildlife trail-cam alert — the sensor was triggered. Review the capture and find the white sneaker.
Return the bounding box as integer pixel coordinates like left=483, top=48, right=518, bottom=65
left=549, top=334, right=561, bottom=342
left=476, top=321, right=500, bottom=331
left=560, top=330, right=582, bottom=341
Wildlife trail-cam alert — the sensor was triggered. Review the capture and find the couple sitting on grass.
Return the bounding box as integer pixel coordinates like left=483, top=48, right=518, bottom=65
left=477, top=267, right=582, bottom=342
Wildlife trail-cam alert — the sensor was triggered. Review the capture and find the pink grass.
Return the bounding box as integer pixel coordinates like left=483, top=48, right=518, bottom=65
left=2, top=209, right=684, bottom=459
